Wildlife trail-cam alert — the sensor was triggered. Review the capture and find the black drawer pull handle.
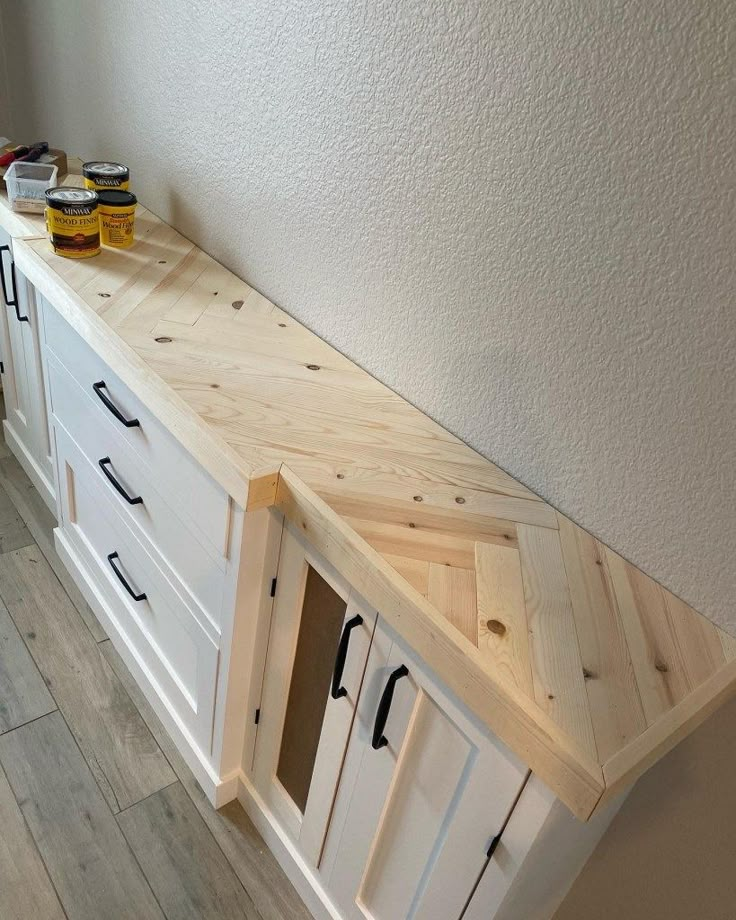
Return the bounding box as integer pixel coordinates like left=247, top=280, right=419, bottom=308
left=331, top=614, right=363, bottom=700
left=93, top=381, right=140, bottom=428
left=107, top=551, right=147, bottom=602
left=371, top=664, right=409, bottom=750
left=99, top=457, right=143, bottom=505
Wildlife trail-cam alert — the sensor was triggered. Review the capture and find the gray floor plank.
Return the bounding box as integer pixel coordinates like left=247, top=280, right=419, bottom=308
left=0, top=711, right=165, bottom=920
left=0, top=479, right=33, bottom=554
left=101, top=640, right=312, bottom=920
left=0, top=760, right=66, bottom=920
left=0, top=599, right=56, bottom=733
left=0, top=453, right=107, bottom=642
left=118, top=782, right=260, bottom=920
left=0, top=546, right=176, bottom=811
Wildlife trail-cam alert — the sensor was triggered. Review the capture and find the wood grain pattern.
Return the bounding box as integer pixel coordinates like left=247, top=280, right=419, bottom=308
left=558, top=516, right=647, bottom=762
left=0, top=599, right=56, bottom=733
left=0, top=545, right=175, bottom=811
left=0, top=711, right=165, bottom=920
left=0, top=479, right=33, bottom=553
left=518, top=525, right=598, bottom=760
left=0, top=759, right=66, bottom=920
left=13, top=188, right=736, bottom=820
left=118, top=783, right=260, bottom=920
left=475, top=541, right=533, bottom=695
left=427, top=564, right=477, bottom=644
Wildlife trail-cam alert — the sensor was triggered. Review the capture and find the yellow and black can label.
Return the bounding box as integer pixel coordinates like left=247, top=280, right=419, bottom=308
left=82, top=161, right=130, bottom=191
left=45, top=188, right=100, bottom=259
left=98, top=190, right=137, bottom=249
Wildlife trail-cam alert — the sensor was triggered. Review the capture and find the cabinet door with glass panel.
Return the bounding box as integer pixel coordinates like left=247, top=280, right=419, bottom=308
left=252, top=522, right=378, bottom=867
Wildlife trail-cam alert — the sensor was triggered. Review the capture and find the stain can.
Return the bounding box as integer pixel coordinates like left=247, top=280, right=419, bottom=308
left=45, top=188, right=100, bottom=259
left=82, top=161, right=130, bottom=191
left=98, top=190, right=137, bottom=249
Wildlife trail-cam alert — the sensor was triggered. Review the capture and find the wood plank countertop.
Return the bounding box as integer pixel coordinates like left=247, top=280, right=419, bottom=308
left=10, top=193, right=736, bottom=821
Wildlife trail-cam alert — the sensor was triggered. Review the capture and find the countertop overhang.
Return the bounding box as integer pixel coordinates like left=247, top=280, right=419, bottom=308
left=8, top=190, right=736, bottom=822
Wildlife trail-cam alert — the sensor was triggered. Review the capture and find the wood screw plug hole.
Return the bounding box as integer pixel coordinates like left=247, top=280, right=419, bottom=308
left=155, top=336, right=172, bottom=344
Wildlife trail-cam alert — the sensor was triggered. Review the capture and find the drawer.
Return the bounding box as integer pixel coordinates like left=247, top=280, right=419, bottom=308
left=55, top=423, right=219, bottom=751
left=42, top=298, right=230, bottom=558
left=49, top=354, right=225, bottom=630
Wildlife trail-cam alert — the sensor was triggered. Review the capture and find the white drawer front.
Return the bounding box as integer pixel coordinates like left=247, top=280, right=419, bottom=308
left=55, top=423, right=219, bottom=752
left=42, top=298, right=230, bottom=558
left=48, top=355, right=225, bottom=630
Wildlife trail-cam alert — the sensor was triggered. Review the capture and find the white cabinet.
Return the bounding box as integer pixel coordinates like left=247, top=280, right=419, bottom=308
left=253, top=523, right=378, bottom=867
left=0, top=227, right=55, bottom=510
left=250, top=526, right=530, bottom=920
left=320, top=618, right=529, bottom=920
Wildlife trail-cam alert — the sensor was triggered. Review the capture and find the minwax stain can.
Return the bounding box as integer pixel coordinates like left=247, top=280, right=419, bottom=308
left=82, top=161, right=130, bottom=191
left=98, top=190, right=137, bottom=249
left=45, top=188, right=100, bottom=259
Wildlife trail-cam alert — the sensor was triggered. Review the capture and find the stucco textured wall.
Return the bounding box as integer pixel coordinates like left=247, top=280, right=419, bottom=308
left=1, top=0, right=734, bottom=627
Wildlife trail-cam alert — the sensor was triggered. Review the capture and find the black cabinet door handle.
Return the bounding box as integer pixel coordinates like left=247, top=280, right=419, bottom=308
left=0, top=253, right=28, bottom=322
left=93, top=381, right=140, bottom=428
left=371, top=664, right=409, bottom=750
left=10, top=264, right=28, bottom=322
left=107, top=551, right=147, bottom=602
left=98, top=457, right=143, bottom=505
left=0, top=245, right=13, bottom=307
left=331, top=614, right=363, bottom=700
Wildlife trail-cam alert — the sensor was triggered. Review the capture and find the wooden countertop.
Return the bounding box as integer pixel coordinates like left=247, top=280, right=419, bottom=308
left=10, top=197, right=736, bottom=821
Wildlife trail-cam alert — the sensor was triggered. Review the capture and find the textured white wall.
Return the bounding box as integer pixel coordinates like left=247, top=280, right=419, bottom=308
left=1, top=0, right=734, bottom=626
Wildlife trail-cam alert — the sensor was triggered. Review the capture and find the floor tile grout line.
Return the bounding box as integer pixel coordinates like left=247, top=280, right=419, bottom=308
left=0, top=721, right=72, bottom=920
left=0, top=540, right=173, bottom=816
left=0, top=703, right=59, bottom=739
left=0, top=540, right=120, bottom=810
left=116, top=776, right=180, bottom=815
left=0, top=455, right=107, bottom=645
left=100, top=639, right=268, bottom=920
left=114, top=783, right=183, bottom=920
left=0, top=498, right=106, bottom=646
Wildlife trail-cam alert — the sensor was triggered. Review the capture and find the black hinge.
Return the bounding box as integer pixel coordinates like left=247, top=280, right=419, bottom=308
left=487, top=833, right=502, bottom=859
left=0, top=360, right=4, bottom=374
left=269, top=577, right=277, bottom=597
left=254, top=708, right=260, bottom=725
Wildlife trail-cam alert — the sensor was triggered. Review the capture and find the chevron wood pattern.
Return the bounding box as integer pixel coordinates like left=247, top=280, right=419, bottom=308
left=14, top=195, right=736, bottom=821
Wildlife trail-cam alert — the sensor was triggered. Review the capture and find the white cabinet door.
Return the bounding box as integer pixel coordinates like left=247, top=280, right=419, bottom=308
left=252, top=523, right=378, bottom=867
left=321, top=618, right=529, bottom=920
left=0, top=232, right=54, bottom=509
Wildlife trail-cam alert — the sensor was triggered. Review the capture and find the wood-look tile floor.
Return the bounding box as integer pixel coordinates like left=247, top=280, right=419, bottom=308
left=0, top=432, right=311, bottom=919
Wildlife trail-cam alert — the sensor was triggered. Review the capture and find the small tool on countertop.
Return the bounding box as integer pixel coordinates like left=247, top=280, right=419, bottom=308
left=0, top=141, right=49, bottom=166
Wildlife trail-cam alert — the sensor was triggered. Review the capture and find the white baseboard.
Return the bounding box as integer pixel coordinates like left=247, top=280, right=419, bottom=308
left=237, top=772, right=342, bottom=920
left=54, top=525, right=237, bottom=809
left=3, top=419, right=56, bottom=514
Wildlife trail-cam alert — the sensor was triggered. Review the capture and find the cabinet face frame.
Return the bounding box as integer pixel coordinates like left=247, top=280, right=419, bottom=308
left=321, top=616, right=530, bottom=920
left=1, top=255, right=55, bottom=509
left=252, top=522, right=378, bottom=867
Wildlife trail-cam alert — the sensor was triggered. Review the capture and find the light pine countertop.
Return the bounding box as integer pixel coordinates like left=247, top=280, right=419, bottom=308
left=8, top=192, right=735, bottom=821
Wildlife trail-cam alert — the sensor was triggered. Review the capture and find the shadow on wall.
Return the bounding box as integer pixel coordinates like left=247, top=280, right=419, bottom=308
left=555, top=692, right=736, bottom=920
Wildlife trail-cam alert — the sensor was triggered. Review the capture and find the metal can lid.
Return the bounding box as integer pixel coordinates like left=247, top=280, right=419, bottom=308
left=97, top=190, right=137, bottom=207
left=45, top=187, right=99, bottom=207
left=83, top=161, right=129, bottom=179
